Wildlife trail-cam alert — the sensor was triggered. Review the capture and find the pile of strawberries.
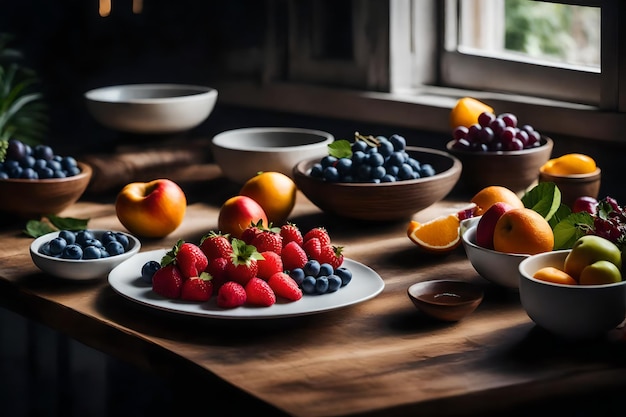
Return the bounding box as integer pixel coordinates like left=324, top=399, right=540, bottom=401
left=148, top=222, right=345, bottom=309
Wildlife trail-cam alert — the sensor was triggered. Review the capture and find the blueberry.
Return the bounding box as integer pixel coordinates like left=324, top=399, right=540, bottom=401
left=389, top=134, right=406, bottom=151
left=289, top=268, right=305, bottom=286
left=398, top=163, right=414, bottom=180
left=58, top=230, right=76, bottom=245
left=381, top=174, right=396, bottom=182
left=327, top=275, right=342, bottom=292
left=100, top=231, right=117, bottom=245
left=84, top=238, right=103, bottom=248
left=303, top=260, right=321, bottom=277
left=62, top=244, right=83, bottom=260
left=36, top=166, right=54, bottom=179
left=65, top=166, right=80, bottom=176
left=420, top=164, right=436, bottom=177
left=83, top=246, right=102, bottom=259
left=19, top=155, right=36, bottom=169
left=371, top=165, right=386, bottom=180
left=367, top=152, right=384, bottom=167
left=319, top=263, right=334, bottom=277
left=61, top=156, right=78, bottom=170
left=52, top=170, right=66, bottom=178
left=113, top=232, right=129, bottom=250
left=351, top=140, right=368, bottom=153
left=38, top=241, right=53, bottom=256
left=141, top=261, right=161, bottom=284
left=315, top=276, right=329, bottom=294
left=320, top=155, right=338, bottom=168
left=335, top=158, right=352, bottom=176
left=34, top=144, right=54, bottom=161
left=322, top=166, right=340, bottom=182
left=19, top=167, right=38, bottom=179
left=335, top=267, right=353, bottom=286
left=301, top=276, right=317, bottom=294
left=106, top=241, right=125, bottom=256
left=6, top=139, right=26, bottom=160
left=46, top=159, right=62, bottom=171
left=378, top=140, right=394, bottom=158
left=48, top=237, right=67, bottom=256
left=75, top=230, right=95, bottom=246
left=100, top=248, right=110, bottom=258
left=0, top=172, right=7, bottom=179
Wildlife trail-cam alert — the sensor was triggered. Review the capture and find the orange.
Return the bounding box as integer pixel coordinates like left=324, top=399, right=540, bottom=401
left=239, top=171, right=297, bottom=226
left=407, top=213, right=461, bottom=253
left=533, top=267, right=578, bottom=285
left=470, top=185, right=524, bottom=216
left=493, top=208, right=554, bottom=255
left=450, top=97, right=494, bottom=129
left=540, top=153, right=596, bottom=176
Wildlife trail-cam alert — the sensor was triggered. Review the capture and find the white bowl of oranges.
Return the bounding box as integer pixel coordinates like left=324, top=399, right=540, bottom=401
left=519, top=239, right=626, bottom=340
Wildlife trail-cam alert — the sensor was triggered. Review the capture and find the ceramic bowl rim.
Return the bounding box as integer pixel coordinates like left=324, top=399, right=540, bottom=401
left=211, top=127, right=335, bottom=153
left=538, top=166, right=602, bottom=180
left=445, top=136, right=553, bottom=156
left=0, top=161, right=92, bottom=184
left=84, top=83, right=217, bottom=104
left=294, top=146, right=462, bottom=188
left=407, top=279, right=484, bottom=307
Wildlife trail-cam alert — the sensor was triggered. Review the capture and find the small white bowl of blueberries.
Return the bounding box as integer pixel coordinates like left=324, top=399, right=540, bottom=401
left=30, top=229, right=141, bottom=281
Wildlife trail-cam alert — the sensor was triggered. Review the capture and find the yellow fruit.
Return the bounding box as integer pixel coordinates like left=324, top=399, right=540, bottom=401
left=540, top=153, right=597, bottom=176
left=407, top=213, right=461, bottom=253
left=533, top=267, right=578, bottom=285
left=239, top=172, right=297, bottom=226
left=450, top=97, right=494, bottom=129
left=470, top=185, right=524, bottom=216
left=493, top=208, right=554, bottom=255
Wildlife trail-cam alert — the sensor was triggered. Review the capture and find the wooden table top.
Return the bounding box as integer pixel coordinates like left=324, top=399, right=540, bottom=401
left=1, top=172, right=626, bottom=417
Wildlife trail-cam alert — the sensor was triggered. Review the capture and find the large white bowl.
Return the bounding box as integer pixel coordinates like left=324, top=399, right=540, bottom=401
left=461, top=221, right=529, bottom=289
left=211, top=127, right=334, bottom=184
left=84, top=84, right=218, bottom=134
left=519, top=250, right=626, bottom=340
left=30, top=230, right=141, bottom=281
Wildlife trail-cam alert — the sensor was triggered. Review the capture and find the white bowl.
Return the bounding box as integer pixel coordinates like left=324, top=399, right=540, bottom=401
left=211, top=127, right=334, bottom=184
left=84, top=84, right=218, bottom=134
left=519, top=250, right=626, bottom=340
left=30, top=230, right=141, bottom=281
left=461, top=222, right=529, bottom=289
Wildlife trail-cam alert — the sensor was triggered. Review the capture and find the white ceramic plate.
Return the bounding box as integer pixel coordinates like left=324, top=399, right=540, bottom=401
left=108, top=249, right=385, bottom=319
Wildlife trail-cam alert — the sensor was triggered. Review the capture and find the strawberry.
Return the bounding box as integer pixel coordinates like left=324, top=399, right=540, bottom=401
left=268, top=272, right=303, bottom=301
left=180, top=274, right=213, bottom=302
left=303, top=237, right=322, bottom=260
left=303, top=227, right=331, bottom=246
left=217, top=281, right=247, bottom=309
left=245, top=277, right=276, bottom=307
left=257, top=250, right=283, bottom=280
left=152, top=264, right=183, bottom=299
left=205, top=256, right=229, bottom=291
left=162, top=240, right=208, bottom=279
left=240, top=220, right=266, bottom=244
left=226, top=238, right=264, bottom=285
left=318, top=244, right=344, bottom=269
left=280, top=223, right=303, bottom=247
left=282, top=241, right=308, bottom=271
left=251, top=230, right=283, bottom=255
left=200, top=231, right=232, bottom=260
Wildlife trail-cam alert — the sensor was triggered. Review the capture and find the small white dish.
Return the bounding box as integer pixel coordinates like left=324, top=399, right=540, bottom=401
left=30, top=230, right=141, bottom=281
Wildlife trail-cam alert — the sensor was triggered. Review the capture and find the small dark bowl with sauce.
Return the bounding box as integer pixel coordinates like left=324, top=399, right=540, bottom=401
left=407, top=280, right=484, bottom=322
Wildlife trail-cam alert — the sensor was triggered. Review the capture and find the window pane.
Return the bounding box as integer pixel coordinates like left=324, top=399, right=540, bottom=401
left=458, top=0, right=600, bottom=70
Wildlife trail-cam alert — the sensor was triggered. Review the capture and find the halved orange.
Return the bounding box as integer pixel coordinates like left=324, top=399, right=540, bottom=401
left=450, top=97, right=494, bottom=129
left=407, top=213, right=461, bottom=253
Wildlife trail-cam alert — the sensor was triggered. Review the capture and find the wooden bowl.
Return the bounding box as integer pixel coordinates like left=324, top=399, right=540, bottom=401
left=407, top=280, right=484, bottom=322
left=0, top=162, right=92, bottom=219
left=538, top=167, right=601, bottom=208
left=446, top=137, right=553, bottom=195
left=293, top=147, right=462, bottom=221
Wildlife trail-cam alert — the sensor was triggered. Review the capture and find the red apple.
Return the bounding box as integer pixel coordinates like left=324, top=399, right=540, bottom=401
left=476, top=202, right=515, bottom=249
left=115, top=179, right=187, bottom=238
left=218, top=195, right=268, bottom=239
left=572, top=196, right=598, bottom=214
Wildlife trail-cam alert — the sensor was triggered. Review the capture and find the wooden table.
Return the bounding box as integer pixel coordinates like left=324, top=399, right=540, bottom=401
left=1, top=172, right=626, bottom=417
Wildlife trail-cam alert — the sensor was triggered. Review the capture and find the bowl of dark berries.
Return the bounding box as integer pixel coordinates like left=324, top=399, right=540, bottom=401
left=30, top=229, right=141, bottom=281
left=446, top=111, right=553, bottom=195
left=293, top=133, right=462, bottom=221
left=0, top=139, right=93, bottom=219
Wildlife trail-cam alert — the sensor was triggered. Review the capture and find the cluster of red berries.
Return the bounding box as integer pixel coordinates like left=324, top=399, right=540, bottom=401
left=143, top=222, right=345, bottom=309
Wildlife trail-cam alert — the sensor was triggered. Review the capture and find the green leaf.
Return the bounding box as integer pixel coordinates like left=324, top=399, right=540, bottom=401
left=328, top=140, right=352, bottom=159
left=553, top=212, right=594, bottom=250
left=47, top=214, right=90, bottom=231
left=23, top=220, right=56, bottom=238
left=547, top=203, right=572, bottom=229
left=521, top=182, right=562, bottom=221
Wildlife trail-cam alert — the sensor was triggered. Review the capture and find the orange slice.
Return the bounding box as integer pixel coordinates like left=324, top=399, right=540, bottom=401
left=450, top=97, right=494, bottom=129
left=407, top=213, right=461, bottom=253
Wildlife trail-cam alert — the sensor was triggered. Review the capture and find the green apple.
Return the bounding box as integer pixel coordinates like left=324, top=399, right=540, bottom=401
left=564, top=235, right=622, bottom=281
left=579, top=260, right=622, bottom=285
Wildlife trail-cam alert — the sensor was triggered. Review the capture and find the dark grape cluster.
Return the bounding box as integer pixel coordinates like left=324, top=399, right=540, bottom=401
left=0, top=138, right=81, bottom=179
left=38, top=230, right=132, bottom=260
left=450, top=111, right=543, bottom=152
left=309, top=133, right=436, bottom=183
left=590, top=197, right=626, bottom=248
left=289, top=259, right=353, bottom=295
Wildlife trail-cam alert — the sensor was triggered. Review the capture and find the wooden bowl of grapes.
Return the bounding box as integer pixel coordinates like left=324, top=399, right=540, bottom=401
left=446, top=112, right=553, bottom=196
left=293, top=138, right=462, bottom=222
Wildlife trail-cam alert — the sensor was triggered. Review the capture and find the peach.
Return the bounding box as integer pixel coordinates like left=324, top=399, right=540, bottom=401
left=493, top=208, right=554, bottom=255
left=218, top=195, right=268, bottom=239
left=115, top=179, right=187, bottom=238
left=475, top=202, right=514, bottom=249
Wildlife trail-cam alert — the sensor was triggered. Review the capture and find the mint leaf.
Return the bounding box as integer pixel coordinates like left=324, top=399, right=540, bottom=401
left=47, top=214, right=89, bottom=230
left=24, top=220, right=56, bottom=238
left=553, top=212, right=594, bottom=250
left=328, top=140, right=352, bottom=159
left=521, top=182, right=561, bottom=221
left=548, top=203, right=572, bottom=229
left=22, top=214, right=90, bottom=238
